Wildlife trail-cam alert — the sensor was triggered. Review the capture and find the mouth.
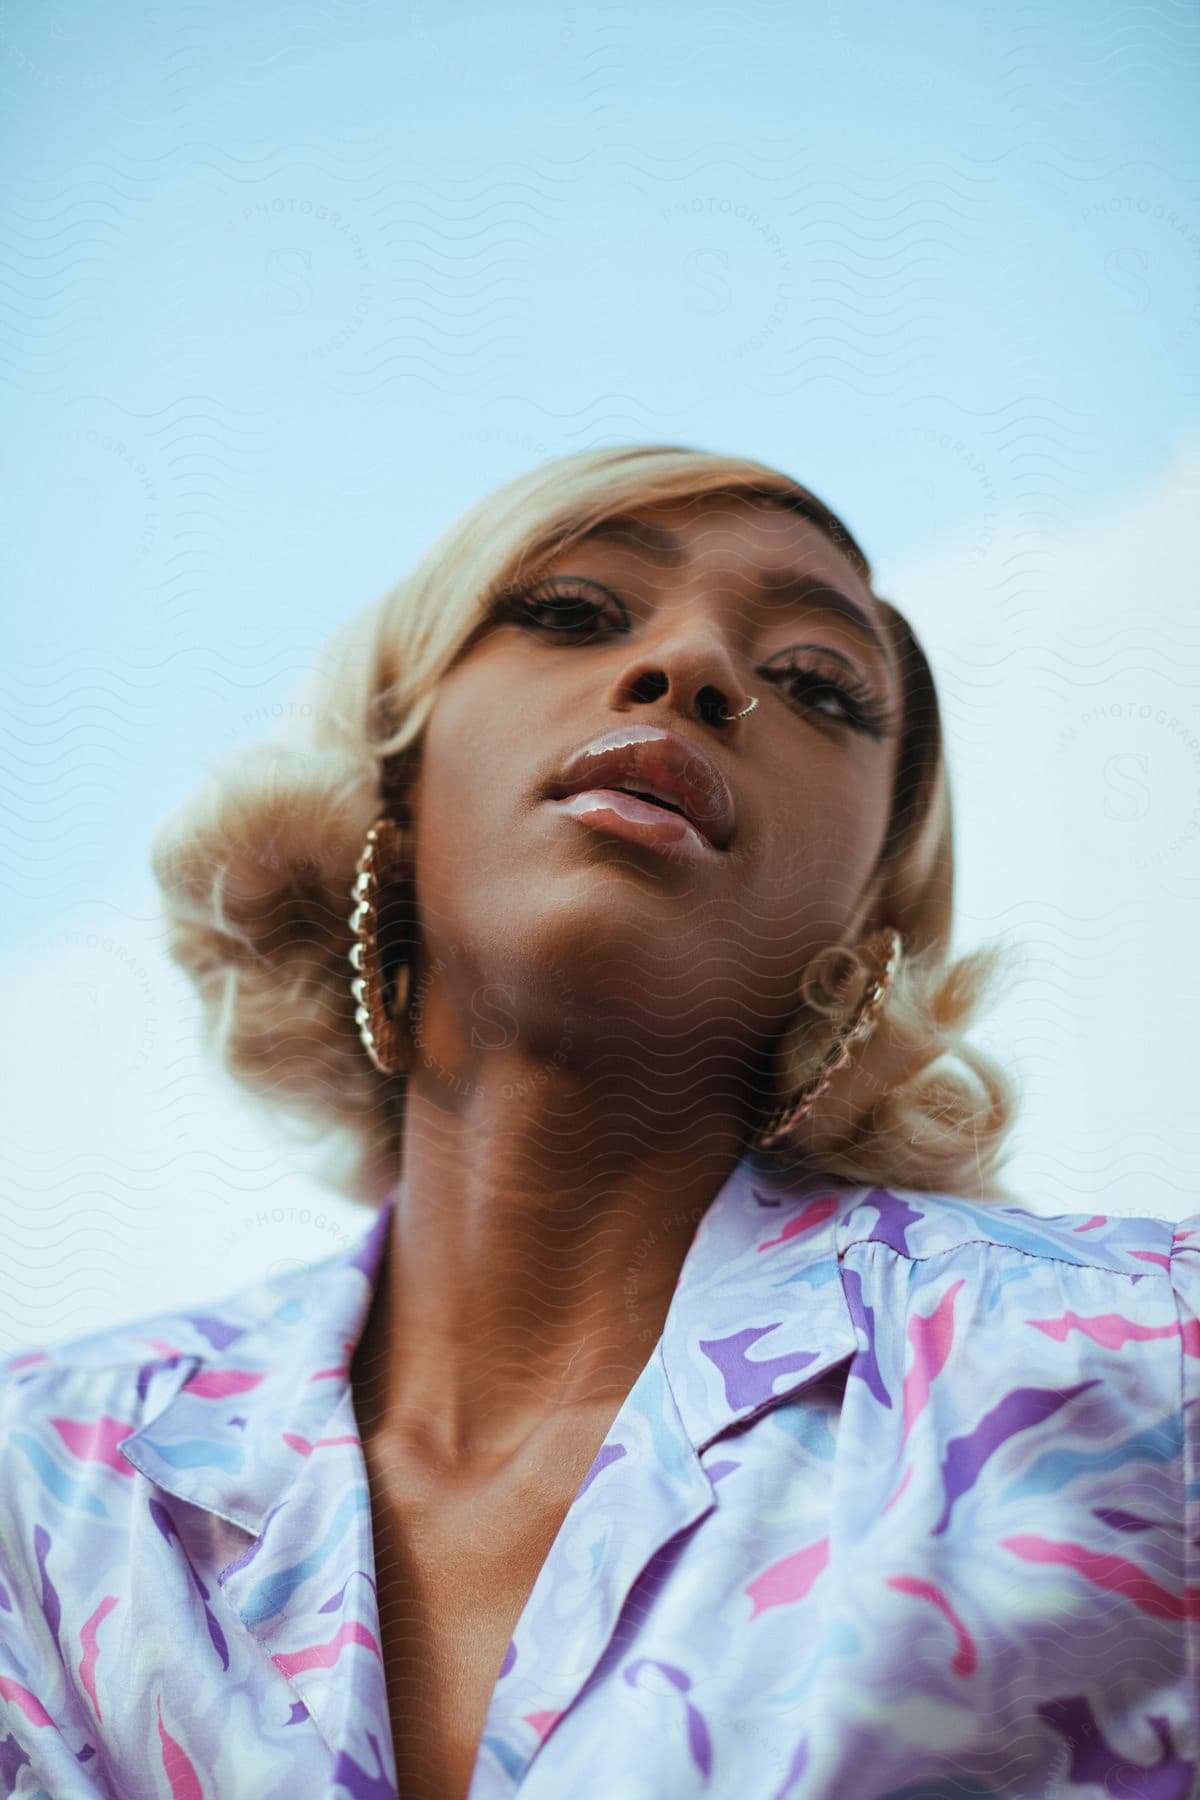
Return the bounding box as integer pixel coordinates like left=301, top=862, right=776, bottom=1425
left=543, top=725, right=736, bottom=856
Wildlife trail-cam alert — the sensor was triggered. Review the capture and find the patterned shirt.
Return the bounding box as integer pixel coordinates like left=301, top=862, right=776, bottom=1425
left=2, top=1162, right=1198, bottom=1799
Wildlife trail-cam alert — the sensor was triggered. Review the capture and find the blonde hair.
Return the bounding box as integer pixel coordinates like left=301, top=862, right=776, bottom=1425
left=151, top=445, right=1016, bottom=1206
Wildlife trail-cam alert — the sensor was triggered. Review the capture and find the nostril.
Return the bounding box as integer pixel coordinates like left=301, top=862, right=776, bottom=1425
left=697, top=685, right=732, bottom=726
left=630, top=670, right=669, bottom=704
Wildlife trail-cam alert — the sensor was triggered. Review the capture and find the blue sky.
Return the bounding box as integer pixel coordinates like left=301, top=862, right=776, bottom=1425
left=3, top=1, right=1198, bottom=1340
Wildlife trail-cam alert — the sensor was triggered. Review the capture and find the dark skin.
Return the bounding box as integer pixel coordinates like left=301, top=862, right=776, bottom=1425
left=348, top=493, right=904, bottom=1799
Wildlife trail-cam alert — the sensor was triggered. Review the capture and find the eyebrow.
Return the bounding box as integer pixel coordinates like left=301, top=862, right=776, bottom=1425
left=578, top=514, right=893, bottom=668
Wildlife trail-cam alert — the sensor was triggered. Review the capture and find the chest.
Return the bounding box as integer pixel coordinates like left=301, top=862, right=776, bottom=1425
left=362, top=1433, right=603, bottom=1800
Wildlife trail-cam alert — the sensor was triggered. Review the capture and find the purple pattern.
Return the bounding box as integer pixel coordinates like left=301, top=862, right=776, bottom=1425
left=318, top=1569, right=378, bottom=1614
left=0, top=1734, right=31, bottom=1791
left=575, top=1439, right=626, bottom=1500
left=330, top=1730, right=394, bottom=1800
left=148, top=1497, right=231, bottom=1670
left=187, top=1315, right=247, bottom=1353
left=931, top=1379, right=1101, bottom=1534
left=1092, top=1505, right=1158, bottom=1534
left=840, top=1263, right=890, bottom=1407
left=699, top=1323, right=820, bottom=1410
left=33, top=1526, right=60, bottom=1644
left=1037, top=1696, right=1194, bottom=1799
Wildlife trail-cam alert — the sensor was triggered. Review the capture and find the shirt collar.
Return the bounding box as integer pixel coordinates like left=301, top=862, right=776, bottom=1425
left=120, top=1158, right=866, bottom=1532
left=661, top=1157, right=866, bottom=1448
left=119, top=1202, right=393, bottom=1531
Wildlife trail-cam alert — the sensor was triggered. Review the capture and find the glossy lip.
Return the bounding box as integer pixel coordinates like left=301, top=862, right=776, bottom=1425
left=543, top=724, right=736, bottom=851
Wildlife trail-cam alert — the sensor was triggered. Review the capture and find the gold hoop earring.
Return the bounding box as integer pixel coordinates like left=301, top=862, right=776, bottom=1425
left=349, top=814, right=411, bottom=1076
left=755, top=927, right=903, bottom=1150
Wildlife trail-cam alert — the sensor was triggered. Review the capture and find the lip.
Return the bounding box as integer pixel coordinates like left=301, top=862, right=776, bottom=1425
left=543, top=725, right=736, bottom=853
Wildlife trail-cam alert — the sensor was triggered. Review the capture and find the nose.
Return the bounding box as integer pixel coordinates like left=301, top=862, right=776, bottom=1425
left=608, top=628, right=756, bottom=731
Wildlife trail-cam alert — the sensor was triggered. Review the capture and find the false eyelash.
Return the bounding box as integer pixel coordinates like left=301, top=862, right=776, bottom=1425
left=486, top=580, right=628, bottom=637
left=759, top=656, right=898, bottom=740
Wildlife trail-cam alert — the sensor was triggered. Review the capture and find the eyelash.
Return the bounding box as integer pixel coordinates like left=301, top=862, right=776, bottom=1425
left=487, top=581, right=898, bottom=741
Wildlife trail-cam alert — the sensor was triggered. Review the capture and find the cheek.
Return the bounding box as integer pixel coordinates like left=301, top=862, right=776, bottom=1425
left=744, top=754, right=895, bottom=935
left=407, top=670, right=527, bottom=913
left=408, top=687, right=484, bottom=897
left=420, top=672, right=489, bottom=786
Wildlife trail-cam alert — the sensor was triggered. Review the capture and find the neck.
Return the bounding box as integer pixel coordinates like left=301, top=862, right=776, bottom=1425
left=348, top=998, right=760, bottom=1479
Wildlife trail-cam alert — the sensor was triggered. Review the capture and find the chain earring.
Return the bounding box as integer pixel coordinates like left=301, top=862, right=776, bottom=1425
left=348, top=814, right=411, bottom=1076
left=755, top=927, right=903, bottom=1150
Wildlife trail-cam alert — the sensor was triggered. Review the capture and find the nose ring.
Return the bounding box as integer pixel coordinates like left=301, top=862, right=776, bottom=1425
left=719, top=694, right=758, bottom=721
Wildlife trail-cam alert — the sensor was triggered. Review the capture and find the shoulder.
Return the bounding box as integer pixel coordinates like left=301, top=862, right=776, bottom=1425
left=2, top=1236, right=353, bottom=1382
left=0, top=1249, right=338, bottom=1465
left=833, top=1181, right=1200, bottom=1282
left=3, top=1285, right=243, bottom=1395
left=822, top=1181, right=1200, bottom=1394
left=826, top=1183, right=1200, bottom=1430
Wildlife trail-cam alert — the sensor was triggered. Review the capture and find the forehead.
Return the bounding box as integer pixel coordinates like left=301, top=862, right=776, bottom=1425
left=570, top=493, right=874, bottom=597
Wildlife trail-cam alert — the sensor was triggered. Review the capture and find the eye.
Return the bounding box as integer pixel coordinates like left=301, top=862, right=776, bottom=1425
left=759, top=647, right=897, bottom=740
left=489, top=578, right=629, bottom=642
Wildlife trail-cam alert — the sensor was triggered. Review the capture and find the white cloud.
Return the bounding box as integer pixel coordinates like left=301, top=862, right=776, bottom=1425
left=883, top=438, right=1200, bottom=1221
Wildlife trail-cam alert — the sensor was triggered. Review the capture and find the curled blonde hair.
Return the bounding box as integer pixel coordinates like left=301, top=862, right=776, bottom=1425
left=151, top=445, right=1016, bottom=1206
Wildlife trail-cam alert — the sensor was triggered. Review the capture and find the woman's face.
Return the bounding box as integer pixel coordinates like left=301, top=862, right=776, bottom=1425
left=407, top=493, right=904, bottom=1068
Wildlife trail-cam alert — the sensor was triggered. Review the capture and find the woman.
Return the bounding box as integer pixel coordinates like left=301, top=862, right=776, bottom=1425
left=2, top=445, right=1197, bottom=1800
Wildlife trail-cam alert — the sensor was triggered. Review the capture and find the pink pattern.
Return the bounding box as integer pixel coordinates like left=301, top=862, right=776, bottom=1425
left=1000, top=1533, right=1200, bottom=1620
left=758, top=1193, right=840, bottom=1252
left=525, top=1708, right=566, bottom=1744
left=0, top=1674, right=54, bottom=1726
left=181, top=1368, right=268, bottom=1399
left=746, top=1537, right=829, bottom=1618
left=887, top=1574, right=977, bottom=1676
left=78, top=1594, right=120, bottom=1720
left=156, top=1693, right=205, bottom=1799
left=272, top=1618, right=383, bottom=1676
left=282, top=1431, right=362, bottom=1457
left=902, top=1278, right=964, bottom=1433
left=51, top=1413, right=136, bottom=1475
left=1028, top=1309, right=1183, bottom=1350
left=880, top=1462, right=915, bottom=1516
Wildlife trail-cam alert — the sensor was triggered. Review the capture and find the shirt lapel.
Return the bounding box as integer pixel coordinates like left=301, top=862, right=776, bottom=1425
left=119, top=1202, right=397, bottom=1793
left=475, top=1159, right=863, bottom=1791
